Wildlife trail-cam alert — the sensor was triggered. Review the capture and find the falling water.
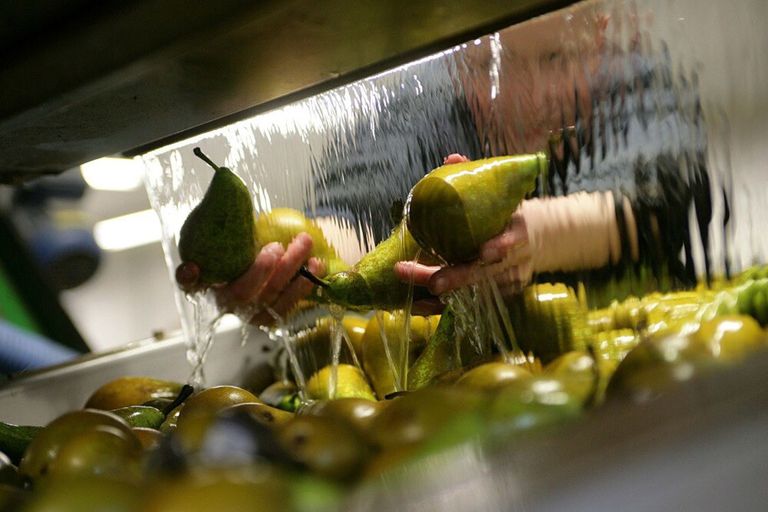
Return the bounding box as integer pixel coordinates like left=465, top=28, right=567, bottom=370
left=266, top=312, right=309, bottom=401
left=326, top=305, right=346, bottom=399
left=374, top=310, right=402, bottom=393
left=140, top=0, right=768, bottom=391
left=186, top=293, right=223, bottom=388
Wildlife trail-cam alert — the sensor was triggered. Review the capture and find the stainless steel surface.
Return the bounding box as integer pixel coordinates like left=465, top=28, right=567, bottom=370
left=0, top=0, right=569, bottom=182
left=0, top=326, right=272, bottom=425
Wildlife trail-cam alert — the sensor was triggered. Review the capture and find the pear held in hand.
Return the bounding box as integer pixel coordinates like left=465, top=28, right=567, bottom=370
left=406, top=153, right=545, bottom=263
left=177, top=148, right=256, bottom=289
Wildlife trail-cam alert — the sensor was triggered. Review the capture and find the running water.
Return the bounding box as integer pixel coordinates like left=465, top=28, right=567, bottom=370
left=373, top=310, right=402, bottom=393
left=140, top=0, right=766, bottom=388
left=186, top=293, right=224, bottom=388
left=266, top=311, right=309, bottom=401
left=326, top=305, right=346, bottom=399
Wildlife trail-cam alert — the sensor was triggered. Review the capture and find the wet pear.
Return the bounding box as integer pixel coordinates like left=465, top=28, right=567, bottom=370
left=84, top=376, right=182, bottom=410
left=367, top=387, right=486, bottom=449
left=407, top=308, right=480, bottom=390
left=132, top=427, right=163, bottom=451
left=291, top=316, right=362, bottom=374
left=406, top=154, right=544, bottom=263
left=487, top=375, right=584, bottom=434
left=691, top=314, right=766, bottom=362
left=508, top=283, right=593, bottom=363
left=176, top=386, right=261, bottom=424
left=46, top=425, right=143, bottom=482
left=178, top=148, right=256, bottom=286
left=300, top=398, right=384, bottom=436
left=172, top=386, right=261, bottom=452
left=342, top=315, right=368, bottom=362
left=455, top=361, right=532, bottom=391
left=544, top=351, right=598, bottom=404
left=223, top=402, right=294, bottom=429
left=22, top=477, right=142, bottom=512
left=20, top=409, right=135, bottom=481
left=255, top=208, right=348, bottom=274
left=590, top=329, right=640, bottom=363
left=606, top=331, right=718, bottom=403
left=362, top=312, right=439, bottom=398
left=110, top=405, right=165, bottom=429
left=143, top=467, right=291, bottom=512
left=319, top=219, right=436, bottom=310
left=305, top=364, right=376, bottom=401
left=276, top=415, right=369, bottom=481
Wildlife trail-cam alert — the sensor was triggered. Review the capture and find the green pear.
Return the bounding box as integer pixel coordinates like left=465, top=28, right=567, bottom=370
left=361, top=312, right=439, bottom=398
left=305, top=364, right=376, bottom=401
left=407, top=307, right=480, bottom=390
left=315, top=154, right=542, bottom=309
left=255, top=208, right=348, bottom=274
left=507, top=283, right=593, bottom=363
left=178, top=148, right=256, bottom=286
left=319, top=219, right=436, bottom=310
left=406, top=153, right=544, bottom=263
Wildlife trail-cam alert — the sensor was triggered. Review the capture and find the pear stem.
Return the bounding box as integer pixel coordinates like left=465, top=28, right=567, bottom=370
left=193, top=147, right=220, bottom=172
left=299, top=266, right=329, bottom=288
left=162, top=384, right=195, bottom=416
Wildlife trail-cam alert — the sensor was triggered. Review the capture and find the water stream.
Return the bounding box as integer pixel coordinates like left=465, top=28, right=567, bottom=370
left=140, top=0, right=767, bottom=391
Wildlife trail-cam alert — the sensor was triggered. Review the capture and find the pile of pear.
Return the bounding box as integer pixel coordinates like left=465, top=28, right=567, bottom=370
left=2, top=282, right=767, bottom=511
left=3, top=151, right=766, bottom=509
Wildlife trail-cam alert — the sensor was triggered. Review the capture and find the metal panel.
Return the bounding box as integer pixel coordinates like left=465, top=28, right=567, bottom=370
left=0, top=0, right=570, bottom=182
left=0, top=326, right=272, bottom=425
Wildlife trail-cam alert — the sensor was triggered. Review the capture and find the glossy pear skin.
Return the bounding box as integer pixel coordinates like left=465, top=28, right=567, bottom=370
left=322, top=220, right=435, bottom=310
left=84, top=376, right=182, bottom=410
left=255, top=208, right=347, bottom=273
left=407, top=154, right=543, bottom=263
left=178, top=161, right=255, bottom=286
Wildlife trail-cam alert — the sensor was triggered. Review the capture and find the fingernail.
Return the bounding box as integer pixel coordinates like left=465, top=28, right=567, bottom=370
left=264, top=243, right=283, bottom=256
left=297, top=231, right=313, bottom=247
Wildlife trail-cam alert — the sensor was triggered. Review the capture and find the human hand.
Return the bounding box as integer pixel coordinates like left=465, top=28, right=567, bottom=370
left=395, top=212, right=532, bottom=304
left=393, top=153, right=533, bottom=311
left=175, top=232, right=325, bottom=327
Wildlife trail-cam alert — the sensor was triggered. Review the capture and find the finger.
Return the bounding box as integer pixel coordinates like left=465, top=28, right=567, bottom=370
left=480, top=216, right=528, bottom=263
left=443, top=153, right=470, bottom=164
left=411, top=298, right=445, bottom=316
left=226, top=242, right=284, bottom=303
left=307, top=256, right=326, bottom=279
left=257, top=233, right=314, bottom=306
left=269, top=275, right=316, bottom=318
left=244, top=254, right=327, bottom=328
left=394, top=261, right=441, bottom=287
left=428, top=262, right=479, bottom=295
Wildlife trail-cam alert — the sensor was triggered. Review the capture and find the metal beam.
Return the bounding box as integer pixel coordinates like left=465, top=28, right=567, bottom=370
left=0, top=0, right=572, bottom=182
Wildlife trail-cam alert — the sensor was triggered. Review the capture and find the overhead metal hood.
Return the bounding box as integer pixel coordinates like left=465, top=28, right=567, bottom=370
left=0, top=0, right=570, bottom=183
